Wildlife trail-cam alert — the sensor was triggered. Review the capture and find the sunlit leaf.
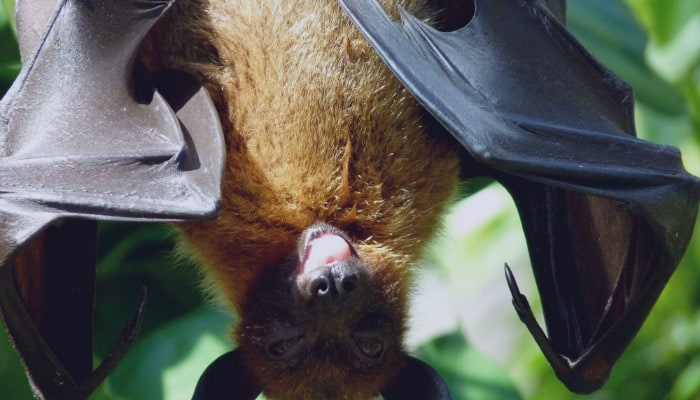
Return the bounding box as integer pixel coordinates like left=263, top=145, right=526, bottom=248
left=0, top=0, right=19, bottom=96
left=568, top=0, right=685, bottom=115
left=107, top=307, right=232, bottom=400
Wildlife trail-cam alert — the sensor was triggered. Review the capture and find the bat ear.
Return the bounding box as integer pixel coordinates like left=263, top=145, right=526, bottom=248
left=191, top=349, right=261, bottom=400
left=381, top=356, right=452, bottom=400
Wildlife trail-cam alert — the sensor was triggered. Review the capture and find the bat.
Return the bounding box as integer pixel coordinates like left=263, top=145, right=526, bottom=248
left=0, top=0, right=697, bottom=399
left=142, top=1, right=462, bottom=398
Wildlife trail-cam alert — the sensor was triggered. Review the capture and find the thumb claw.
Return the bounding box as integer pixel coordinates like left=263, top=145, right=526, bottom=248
left=504, top=263, right=532, bottom=322
left=79, top=288, right=148, bottom=396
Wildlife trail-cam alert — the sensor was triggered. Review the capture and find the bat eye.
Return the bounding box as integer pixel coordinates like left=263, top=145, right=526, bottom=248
left=353, top=335, right=384, bottom=359
left=266, top=335, right=303, bottom=359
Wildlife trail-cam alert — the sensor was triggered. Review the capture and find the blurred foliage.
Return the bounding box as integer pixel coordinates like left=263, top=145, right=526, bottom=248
left=0, top=0, right=699, bottom=399
left=625, top=0, right=700, bottom=127
left=417, top=330, right=521, bottom=400
left=0, top=0, right=18, bottom=95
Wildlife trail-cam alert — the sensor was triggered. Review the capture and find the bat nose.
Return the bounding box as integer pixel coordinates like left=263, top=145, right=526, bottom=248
left=309, top=266, right=360, bottom=299
left=338, top=272, right=359, bottom=295
left=310, top=270, right=333, bottom=297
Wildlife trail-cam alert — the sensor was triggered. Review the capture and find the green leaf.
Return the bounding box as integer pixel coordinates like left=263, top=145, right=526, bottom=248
left=625, top=0, right=700, bottom=44
left=670, top=357, right=700, bottom=399
left=646, top=14, right=700, bottom=84
left=624, top=0, right=700, bottom=129
left=0, top=0, right=19, bottom=96
left=1, top=0, right=14, bottom=32
left=568, top=0, right=685, bottom=115
left=417, top=329, right=521, bottom=400
left=0, top=327, right=32, bottom=400
left=107, top=307, right=232, bottom=400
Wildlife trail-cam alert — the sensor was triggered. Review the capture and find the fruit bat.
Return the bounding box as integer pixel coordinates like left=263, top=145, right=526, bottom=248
left=0, top=0, right=697, bottom=400
left=145, top=1, right=462, bottom=398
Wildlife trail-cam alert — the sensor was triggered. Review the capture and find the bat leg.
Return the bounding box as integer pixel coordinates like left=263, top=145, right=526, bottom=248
left=504, top=265, right=609, bottom=393
left=0, top=267, right=146, bottom=400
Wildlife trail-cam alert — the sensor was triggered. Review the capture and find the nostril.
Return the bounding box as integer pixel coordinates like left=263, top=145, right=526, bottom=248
left=311, top=274, right=331, bottom=297
left=338, top=274, right=358, bottom=295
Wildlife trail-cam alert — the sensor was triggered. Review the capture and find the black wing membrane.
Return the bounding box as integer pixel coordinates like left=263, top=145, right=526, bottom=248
left=338, top=0, right=700, bottom=393
left=0, top=0, right=225, bottom=267
left=189, top=350, right=453, bottom=400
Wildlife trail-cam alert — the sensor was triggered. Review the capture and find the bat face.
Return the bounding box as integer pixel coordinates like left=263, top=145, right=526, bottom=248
left=235, top=223, right=406, bottom=400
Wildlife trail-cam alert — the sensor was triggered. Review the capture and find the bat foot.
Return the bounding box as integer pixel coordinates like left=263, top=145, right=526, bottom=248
left=0, top=270, right=147, bottom=400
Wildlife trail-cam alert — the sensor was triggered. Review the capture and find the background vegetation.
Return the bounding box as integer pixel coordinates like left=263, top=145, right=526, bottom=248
left=1, top=0, right=699, bottom=398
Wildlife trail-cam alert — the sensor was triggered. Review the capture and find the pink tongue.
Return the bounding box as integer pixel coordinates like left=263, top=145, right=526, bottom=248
left=303, top=234, right=352, bottom=273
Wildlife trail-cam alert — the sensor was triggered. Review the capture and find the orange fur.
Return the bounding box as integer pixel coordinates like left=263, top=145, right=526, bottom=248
left=141, top=1, right=461, bottom=398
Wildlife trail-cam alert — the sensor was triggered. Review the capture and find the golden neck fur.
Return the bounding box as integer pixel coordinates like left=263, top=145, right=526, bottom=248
left=143, top=0, right=459, bottom=330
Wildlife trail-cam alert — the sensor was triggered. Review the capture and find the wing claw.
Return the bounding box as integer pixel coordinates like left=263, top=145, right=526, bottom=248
left=0, top=267, right=149, bottom=400
left=79, top=288, right=148, bottom=397
left=504, top=263, right=532, bottom=324
left=505, top=264, right=613, bottom=393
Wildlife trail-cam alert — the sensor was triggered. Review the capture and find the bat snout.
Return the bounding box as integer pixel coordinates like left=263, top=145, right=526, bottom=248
left=299, top=260, right=366, bottom=303
left=307, top=264, right=361, bottom=299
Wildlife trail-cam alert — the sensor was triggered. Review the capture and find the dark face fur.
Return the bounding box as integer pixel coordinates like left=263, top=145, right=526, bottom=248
left=236, top=223, right=407, bottom=400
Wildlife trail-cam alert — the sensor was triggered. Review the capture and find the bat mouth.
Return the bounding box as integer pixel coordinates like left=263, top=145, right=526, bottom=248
left=299, top=225, right=355, bottom=274
left=294, top=224, right=367, bottom=303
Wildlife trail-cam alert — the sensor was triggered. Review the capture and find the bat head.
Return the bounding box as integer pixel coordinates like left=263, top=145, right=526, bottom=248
left=234, top=223, right=408, bottom=400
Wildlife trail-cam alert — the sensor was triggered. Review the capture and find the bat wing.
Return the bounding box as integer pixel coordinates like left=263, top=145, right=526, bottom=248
left=338, top=0, right=700, bottom=393
left=0, top=0, right=225, bottom=265
left=190, top=350, right=452, bottom=400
